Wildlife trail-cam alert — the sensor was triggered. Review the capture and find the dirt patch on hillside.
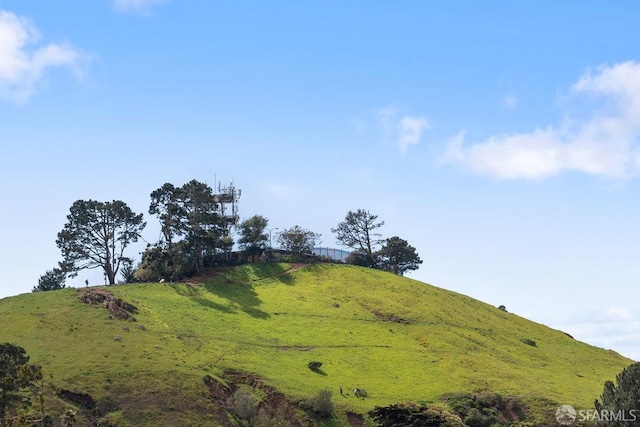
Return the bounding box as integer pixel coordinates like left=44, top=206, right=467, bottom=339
left=282, top=263, right=308, bottom=274
left=57, top=389, right=96, bottom=410
left=372, top=309, right=407, bottom=324
left=78, top=288, right=137, bottom=320
left=204, top=371, right=312, bottom=427
left=347, top=411, right=365, bottom=426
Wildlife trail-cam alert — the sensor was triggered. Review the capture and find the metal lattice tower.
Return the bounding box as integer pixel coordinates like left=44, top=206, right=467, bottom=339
left=214, top=181, right=241, bottom=235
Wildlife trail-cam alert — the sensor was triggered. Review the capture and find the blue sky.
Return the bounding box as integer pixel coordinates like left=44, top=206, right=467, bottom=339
left=1, top=1, right=640, bottom=360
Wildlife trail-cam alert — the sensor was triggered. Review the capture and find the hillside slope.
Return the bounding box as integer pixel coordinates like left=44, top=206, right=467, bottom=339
left=0, top=263, right=631, bottom=426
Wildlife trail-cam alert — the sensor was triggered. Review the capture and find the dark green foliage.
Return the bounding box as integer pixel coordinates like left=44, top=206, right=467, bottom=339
left=149, top=182, right=186, bottom=280
left=521, top=338, right=537, bottom=347
left=376, top=236, right=422, bottom=275
left=0, top=343, right=42, bottom=427
left=33, top=267, right=66, bottom=292
left=498, top=305, right=507, bottom=312
left=229, top=388, right=257, bottom=424
left=277, top=225, right=321, bottom=260
left=595, top=362, right=640, bottom=427
left=135, top=243, right=196, bottom=282
left=148, top=180, right=230, bottom=278
left=119, top=257, right=137, bottom=284
left=332, top=209, right=384, bottom=267
left=180, top=180, right=226, bottom=273
left=149, top=183, right=183, bottom=251
left=446, top=392, right=525, bottom=427
left=56, top=199, right=146, bottom=285
left=345, top=249, right=375, bottom=268
left=307, top=361, right=323, bottom=371
left=238, top=215, right=269, bottom=262
left=253, top=407, right=293, bottom=427
left=305, top=389, right=333, bottom=418
left=369, top=402, right=464, bottom=427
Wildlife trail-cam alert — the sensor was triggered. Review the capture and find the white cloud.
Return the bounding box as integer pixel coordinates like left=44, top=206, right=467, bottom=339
left=377, top=104, right=399, bottom=132
left=555, top=306, right=640, bottom=360
left=0, top=10, right=86, bottom=104
left=397, top=116, right=430, bottom=154
left=377, top=105, right=431, bottom=154
left=444, top=62, right=640, bottom=179
left=112, top=0, right=169, bottom=13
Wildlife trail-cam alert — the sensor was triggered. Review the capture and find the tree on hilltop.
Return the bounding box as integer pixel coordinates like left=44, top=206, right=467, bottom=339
left=376, top=236, right=422, bottom=275
left=56, top=200, right=146, bottom=285
left=149, top=182, right=184, bottom=255
left=332, top=209, right=384, bottom=267
left=33, top=266, right=66, bottom=292
left=180, top=180, right=224, bottom=273
left=146, top=180, right=230, bottom=278
left=277, top=225, right=321, bottom=260
left=238, top=215, right=269, bottom=262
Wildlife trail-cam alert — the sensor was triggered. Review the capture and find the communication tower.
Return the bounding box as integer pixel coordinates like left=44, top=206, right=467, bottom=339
left=214, top=181, right=241, bottom=235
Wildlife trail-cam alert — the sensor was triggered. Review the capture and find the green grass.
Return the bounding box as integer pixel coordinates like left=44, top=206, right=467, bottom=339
left=0, top=263, right=632, bottom=426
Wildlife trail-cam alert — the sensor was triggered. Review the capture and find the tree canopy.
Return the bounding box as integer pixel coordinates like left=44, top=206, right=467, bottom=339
left=237, top=215, right=269, bottom=262
left=376, top=236, right=423, bottom=276
left=33, top=267, right=66, bottom=292
left=143, top=180, right=232, bottom=280
left=595, top=362, right=640, bottom=426
left=277, top=226, right=321, bottom=259
left=0, top=343, right=42, bottom=427
left=48, top=181, right=424, bottom=284
left=56, top=199, right=146, bottom=285
left=332, top=209, right=423, bottom=275
left=331, top=209, right=384, bottom=267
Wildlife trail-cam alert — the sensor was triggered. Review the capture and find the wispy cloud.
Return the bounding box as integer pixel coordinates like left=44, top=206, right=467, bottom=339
left=0, top=10, right=87, bottom=104
left=377, top=105, right=431, bottom=154
left=112, top=0, right=169, bottom=14
left=443, top=62, right=640, bottom=179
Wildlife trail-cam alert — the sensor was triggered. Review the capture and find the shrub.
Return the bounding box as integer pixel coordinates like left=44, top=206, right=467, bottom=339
left=229, top=388, right=257, bottom=422
left=464, top=407, right=491, bottom=427
left=446, top=392, right=526, bottom=427
left=253, top=405, right=293, bottom=427
left=306, top=389, right=333, bottom=418
left=521, top=338, right=537, bottom=347
left=369, top=403, right=464, bottom=427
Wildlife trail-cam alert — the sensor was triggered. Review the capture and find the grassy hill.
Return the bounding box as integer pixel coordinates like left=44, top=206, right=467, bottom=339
left=0, top=263, right=632, bottom=426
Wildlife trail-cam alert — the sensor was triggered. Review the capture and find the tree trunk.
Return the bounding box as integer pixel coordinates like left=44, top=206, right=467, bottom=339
left=104, top=265, right=116, bottom=285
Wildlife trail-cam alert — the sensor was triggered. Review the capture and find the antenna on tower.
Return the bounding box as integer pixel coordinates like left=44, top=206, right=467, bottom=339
left=214, top=179, right=241, bottom=236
